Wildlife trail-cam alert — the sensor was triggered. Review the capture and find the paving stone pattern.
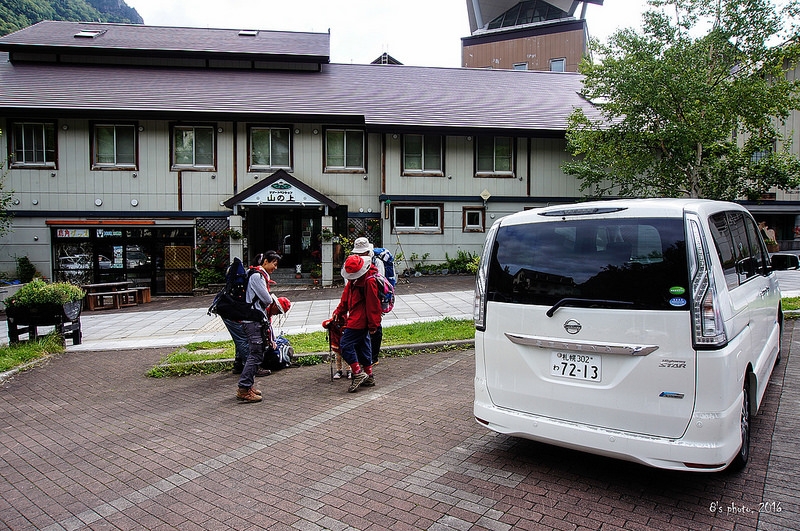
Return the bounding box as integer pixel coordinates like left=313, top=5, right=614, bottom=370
left=1, top=320, right=799, bottom=530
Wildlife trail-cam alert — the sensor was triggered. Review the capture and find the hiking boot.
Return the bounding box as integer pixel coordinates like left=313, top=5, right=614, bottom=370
left=362, top=375, right=375, bottom=387
left=255, top=368, right=271, bottom=377
left=236, top=387, right=262, bottom=402
left=333, top=370, right=343, bottom=379
left=348, top=371, right=368, bottom=393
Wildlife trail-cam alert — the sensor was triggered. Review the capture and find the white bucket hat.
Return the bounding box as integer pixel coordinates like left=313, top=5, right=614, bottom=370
left=352, top=237, right=372, bottom=255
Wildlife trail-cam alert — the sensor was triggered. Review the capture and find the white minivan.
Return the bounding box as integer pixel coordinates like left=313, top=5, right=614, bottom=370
left=473, top=198, right=795, bottom=472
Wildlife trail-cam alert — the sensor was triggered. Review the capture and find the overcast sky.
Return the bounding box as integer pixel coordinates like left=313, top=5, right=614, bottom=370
left=126, top=0, right=648, bottom=68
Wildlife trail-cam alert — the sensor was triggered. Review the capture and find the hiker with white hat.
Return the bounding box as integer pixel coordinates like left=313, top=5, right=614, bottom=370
left=333, top=254, right=383, bottom=392
left=351, top=236, right=385, bottom=368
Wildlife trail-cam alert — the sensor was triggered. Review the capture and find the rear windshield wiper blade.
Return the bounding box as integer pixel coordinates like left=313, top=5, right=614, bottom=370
left=546, top=298, right=635, bottom=317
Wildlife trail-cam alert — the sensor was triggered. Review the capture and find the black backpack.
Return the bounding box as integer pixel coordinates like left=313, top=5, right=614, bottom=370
left=208, top=258, right=264, bottom=322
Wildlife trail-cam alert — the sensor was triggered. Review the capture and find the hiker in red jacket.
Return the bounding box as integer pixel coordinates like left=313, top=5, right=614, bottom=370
left=333, top=254, right=382, bottom=392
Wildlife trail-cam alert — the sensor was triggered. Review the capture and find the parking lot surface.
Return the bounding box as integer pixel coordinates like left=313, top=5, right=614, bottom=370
left=1, top=317, right=798, bottom=530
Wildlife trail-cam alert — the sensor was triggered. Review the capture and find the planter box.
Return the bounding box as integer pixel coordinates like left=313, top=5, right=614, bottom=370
left=6, top=300, right=83, bottom=345
left=0, top=282, right=26, bottom=311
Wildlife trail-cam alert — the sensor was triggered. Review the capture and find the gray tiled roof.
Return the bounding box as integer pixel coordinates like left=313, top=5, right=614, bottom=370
left=0, top=20, right=330, bottom=60
left=0, top=55, right=598, bottom=134
left=0, top=19, right=601, bottom=134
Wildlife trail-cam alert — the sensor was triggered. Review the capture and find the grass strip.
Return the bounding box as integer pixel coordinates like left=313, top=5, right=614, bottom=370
left=146, top=317, right=475, bottom=378
left=0, top=333, right=66, bottom=373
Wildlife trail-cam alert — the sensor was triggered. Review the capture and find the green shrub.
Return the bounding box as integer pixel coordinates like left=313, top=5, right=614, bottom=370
left=16, top=256, right=38, bottom=283
left=5, top=279, right=84, bottom=308
left=196, top=268, right=225, bottom=287
left=445, top=250, right=479, bottom=274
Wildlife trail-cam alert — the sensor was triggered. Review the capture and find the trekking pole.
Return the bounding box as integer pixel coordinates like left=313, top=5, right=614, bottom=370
left=393, top=232, right=411, bottom=284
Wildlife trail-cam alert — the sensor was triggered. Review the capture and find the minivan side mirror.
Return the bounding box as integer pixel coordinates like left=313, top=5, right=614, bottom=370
left=771, top=253, right=800, bottom=271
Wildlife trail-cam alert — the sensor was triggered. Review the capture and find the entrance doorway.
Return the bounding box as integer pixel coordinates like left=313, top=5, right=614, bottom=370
left=246, top=208, right=322, bottom=274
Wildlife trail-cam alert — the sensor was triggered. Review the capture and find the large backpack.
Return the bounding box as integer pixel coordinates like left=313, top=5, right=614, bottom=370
left=369, top=272, right=395, bottom=314
left=371, top=247, right=397, bottom=286
left=208, top=258, right=264, bottom=321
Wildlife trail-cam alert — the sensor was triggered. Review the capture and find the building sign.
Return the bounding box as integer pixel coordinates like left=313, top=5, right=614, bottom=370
left=239, top=179, right=323, bottom=207
left=56, top=228, right=90, bottom=238
left=97, top=229, right=123, bottom=238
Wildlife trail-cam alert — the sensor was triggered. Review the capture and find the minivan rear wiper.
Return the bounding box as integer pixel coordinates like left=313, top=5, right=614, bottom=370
left=546, top=298, right=635, bottom=317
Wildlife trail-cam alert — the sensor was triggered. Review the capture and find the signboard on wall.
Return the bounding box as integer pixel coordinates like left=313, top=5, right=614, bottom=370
left=237, top=179, right=325, bottom=207
left=56, top=229, right=90, bottom=238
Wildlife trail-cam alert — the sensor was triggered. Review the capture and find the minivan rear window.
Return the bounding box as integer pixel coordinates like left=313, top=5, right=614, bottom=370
left=486, top=217, right=689, bottom=310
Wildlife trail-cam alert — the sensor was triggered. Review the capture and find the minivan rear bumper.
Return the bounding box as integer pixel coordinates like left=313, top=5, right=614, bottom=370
left=474, top=383, right=742, bottom=472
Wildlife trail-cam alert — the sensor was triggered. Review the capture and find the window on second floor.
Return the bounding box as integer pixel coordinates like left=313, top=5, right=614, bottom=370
left=249, top=126, right=291, bottom=170
left=402, top=134, right=443, bottom=176
left=392, top=203, right=444, bottom=234
left=550, top=58, right=566, bottom=72
left=325, top=129, right=365, bottom=172
left=92, top=123, right=137, bottom=169
left=171, top=124, right=215, bottom=170
left=9, top=121, right=56, bottom=168
left=513, top=62, right=529, bottom=71
left=475, top=136, right=514, bottom=177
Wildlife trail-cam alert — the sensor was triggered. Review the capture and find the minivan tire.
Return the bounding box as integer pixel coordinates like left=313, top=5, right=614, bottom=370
left=729, top=378, right=751, bottom=471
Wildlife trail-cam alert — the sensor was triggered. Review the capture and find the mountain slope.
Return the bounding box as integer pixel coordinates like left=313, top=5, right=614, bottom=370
left=0, top=0, right=143, bottom=36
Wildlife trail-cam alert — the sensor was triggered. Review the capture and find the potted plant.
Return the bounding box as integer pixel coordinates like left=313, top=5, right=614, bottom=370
left=765, top=239, right=779, bottom=253
left=310, top=264, right=322, bottom=284
left=5, top=279, right=85, bottom=344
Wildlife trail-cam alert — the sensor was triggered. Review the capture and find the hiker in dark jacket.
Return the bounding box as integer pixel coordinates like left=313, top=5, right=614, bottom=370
left=236, top=251, right=280, bottom=403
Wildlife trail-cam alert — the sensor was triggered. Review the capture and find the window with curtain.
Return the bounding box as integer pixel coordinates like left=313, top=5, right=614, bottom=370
left=325, top=129, right=365, bottom=171
left=93, top=124, right=137, bottom=169
left=476, top=136, right=514, bottom=176
left=249, top=126, right=291, bottom=169
left=402, top=134, right=443, bottom=175
left=172, top=125, right=215, bottom=169
left=10, top=121, right=56, bottom=167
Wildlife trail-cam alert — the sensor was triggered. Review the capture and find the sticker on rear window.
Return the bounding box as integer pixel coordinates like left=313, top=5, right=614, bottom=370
left=669, top=286, right=686, bottom=295
left=669, top=297, right=687, bottom=307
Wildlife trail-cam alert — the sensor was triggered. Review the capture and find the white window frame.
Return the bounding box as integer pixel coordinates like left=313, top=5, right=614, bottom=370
left=10, top=121, right=57, bottom=168
left=475, top=136, right=515, bottom=177
left=392, top=203, right=444, bottom=234
left=463, top=207, right=485, bottom=232
left=171, top=124, right=216, bottom=170
left=324, top=128, right=366, bottom=172
left=402, top=134, right=444, bottom=176
left=249, top=126, right=292, bottom=170
left=92, top=123, right=137, bottom=170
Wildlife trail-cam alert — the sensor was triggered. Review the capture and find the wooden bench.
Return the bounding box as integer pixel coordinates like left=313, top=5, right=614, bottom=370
left=134, top=286, right=151, bottom=304
left=86, top=289, right=139, bottom=311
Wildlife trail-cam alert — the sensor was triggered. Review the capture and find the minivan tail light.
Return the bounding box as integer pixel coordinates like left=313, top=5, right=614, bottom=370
left=474, top=224, right=498, bottom=331
left=689, top=219, right=727, bottom=347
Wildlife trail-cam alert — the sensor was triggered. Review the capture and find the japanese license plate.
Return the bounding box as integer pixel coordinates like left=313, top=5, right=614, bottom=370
left=551, top=352, right=601, bottom=381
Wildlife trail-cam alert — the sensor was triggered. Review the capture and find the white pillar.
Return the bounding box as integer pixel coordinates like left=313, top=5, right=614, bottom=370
left=229, top=215, right=244, bottom=261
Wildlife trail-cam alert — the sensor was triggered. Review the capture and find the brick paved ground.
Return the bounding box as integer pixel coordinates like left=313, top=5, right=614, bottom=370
left=0, top=320, right=797, bottom=530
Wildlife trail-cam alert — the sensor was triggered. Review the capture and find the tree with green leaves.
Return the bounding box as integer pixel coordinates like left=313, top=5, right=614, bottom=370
left=0, top=0, right=143, bottom=36
left=564, top=0, right=800, bottom=200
